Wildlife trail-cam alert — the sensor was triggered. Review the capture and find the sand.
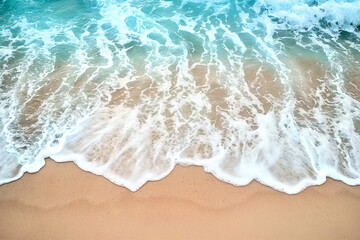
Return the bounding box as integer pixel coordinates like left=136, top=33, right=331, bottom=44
left=0, top=158, right=360, bottom=240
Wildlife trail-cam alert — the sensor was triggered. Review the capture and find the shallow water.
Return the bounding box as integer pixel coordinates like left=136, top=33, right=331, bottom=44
left=0, top=0, right=359, bottom=193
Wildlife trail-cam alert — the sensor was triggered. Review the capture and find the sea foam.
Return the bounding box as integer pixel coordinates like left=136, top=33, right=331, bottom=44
left=0, top=0, right=359, bottom=193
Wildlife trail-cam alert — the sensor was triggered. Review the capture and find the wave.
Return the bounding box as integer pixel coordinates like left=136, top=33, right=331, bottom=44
left=0, top=0, right=359, bottom=193
left=255, top=0, right=360, bottom=32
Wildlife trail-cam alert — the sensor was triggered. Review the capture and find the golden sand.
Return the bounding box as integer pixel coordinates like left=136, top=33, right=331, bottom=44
left=0, top=158, right=360, bottom=240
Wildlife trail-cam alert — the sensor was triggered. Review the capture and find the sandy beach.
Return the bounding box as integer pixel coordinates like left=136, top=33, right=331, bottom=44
left=0, top=158, right=359, bottom=240
left=1, top=1, right=360, bottom=239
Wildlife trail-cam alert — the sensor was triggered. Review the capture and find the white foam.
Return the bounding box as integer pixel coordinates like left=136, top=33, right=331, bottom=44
left=0, top=0, right=359, bottom=193
left=254, top=0, right=360, bottom=32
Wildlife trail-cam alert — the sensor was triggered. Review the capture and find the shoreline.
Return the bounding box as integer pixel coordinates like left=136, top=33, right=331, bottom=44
left=1, top=159, right=360, bottom=239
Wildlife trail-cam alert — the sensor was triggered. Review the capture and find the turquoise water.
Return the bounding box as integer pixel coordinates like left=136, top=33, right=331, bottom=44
left=0, top=0, right=360, bottom=193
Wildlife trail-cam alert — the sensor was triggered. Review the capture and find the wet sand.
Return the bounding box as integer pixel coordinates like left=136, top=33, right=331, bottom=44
left=0, top=158, right=360, bottom=240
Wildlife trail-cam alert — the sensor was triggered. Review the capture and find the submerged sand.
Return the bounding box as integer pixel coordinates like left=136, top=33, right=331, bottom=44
left=0, top=158, right=360, bottom=240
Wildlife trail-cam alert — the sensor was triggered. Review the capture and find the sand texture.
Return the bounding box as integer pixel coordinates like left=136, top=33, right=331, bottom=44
left=0, top=159, right=360, bottom=240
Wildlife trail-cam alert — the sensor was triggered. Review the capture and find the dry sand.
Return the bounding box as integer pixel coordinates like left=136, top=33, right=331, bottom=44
left=0, top=158, right=360, bottom=240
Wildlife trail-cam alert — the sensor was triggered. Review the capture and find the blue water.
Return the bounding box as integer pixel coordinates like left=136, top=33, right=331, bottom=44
left=0, top=0, right=360, bottom=193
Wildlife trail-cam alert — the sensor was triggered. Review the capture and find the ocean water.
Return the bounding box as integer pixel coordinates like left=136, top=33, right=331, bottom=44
left=0, top=0, right=359, bottom=193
